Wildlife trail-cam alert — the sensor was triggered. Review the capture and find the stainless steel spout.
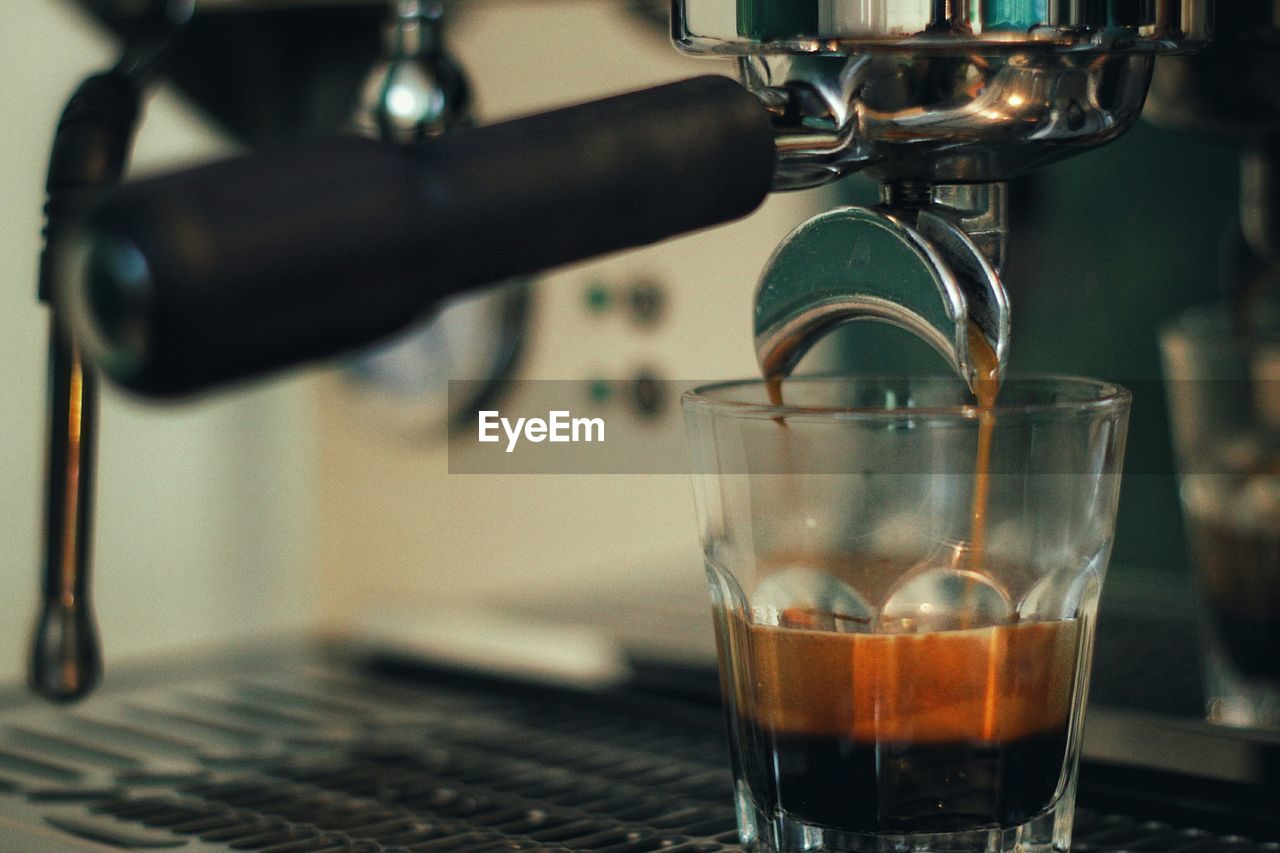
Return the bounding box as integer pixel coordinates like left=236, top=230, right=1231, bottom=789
left=755, top=188, right=1009, bottom=392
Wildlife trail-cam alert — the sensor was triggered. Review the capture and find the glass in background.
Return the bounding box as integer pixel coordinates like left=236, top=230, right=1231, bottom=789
left=1161, top=304, right=1280, bottom=729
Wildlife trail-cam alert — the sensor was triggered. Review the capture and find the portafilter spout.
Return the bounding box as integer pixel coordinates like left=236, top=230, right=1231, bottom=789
left=675, top=0, right=1210, bottom=389
left=756, top=184, right=1009, bottom=395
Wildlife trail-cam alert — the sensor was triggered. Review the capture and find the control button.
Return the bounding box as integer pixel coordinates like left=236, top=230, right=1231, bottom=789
left=44, top=814, right=188, bottom=848
left=629, top=370, right=666, bottom=419
left=584, top=281, right=613, bottom=314
left=627, top=279, right=666, bottom=327
left=587, top=379, right=613, bottom=404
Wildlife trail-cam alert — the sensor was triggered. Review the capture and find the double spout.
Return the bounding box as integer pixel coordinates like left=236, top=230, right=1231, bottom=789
left=755, top=184, right=1010, bottom=395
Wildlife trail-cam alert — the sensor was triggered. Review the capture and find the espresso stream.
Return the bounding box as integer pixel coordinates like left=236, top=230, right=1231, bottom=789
left=968, top=324, right=1000, bottom=569
left=733, top=325, right=1077, bottom=833
left=764, top=324, right=1001, bottom=590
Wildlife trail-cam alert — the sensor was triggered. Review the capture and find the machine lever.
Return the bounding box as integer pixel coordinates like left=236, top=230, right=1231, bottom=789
left=61, top=75, right=776, bottom=397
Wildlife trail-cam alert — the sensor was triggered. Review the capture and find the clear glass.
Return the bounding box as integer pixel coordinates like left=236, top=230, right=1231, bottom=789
left=1160, top=306, right=1280, bottom=730
left=683, top=376, right=1130, bottom=853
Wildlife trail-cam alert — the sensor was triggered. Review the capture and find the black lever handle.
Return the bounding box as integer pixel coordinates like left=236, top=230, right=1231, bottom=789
left=60, top=75, right=775, bottom=397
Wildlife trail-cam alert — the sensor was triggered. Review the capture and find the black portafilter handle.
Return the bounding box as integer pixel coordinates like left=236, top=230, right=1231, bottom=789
left=60, top=75, right=776, bottom=397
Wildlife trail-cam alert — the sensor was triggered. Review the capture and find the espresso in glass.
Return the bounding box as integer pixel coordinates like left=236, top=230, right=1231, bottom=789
left=713, top=589, right=1080, bottom=834
left=723, top=331, right=1079, bottom=833
left=685, top=375, right=1128, bottom=852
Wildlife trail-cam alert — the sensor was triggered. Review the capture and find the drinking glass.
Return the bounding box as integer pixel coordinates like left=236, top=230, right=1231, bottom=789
left=682, top=376, right=1130, bottom=853
left=1161, top=305, right=1280, bottom=729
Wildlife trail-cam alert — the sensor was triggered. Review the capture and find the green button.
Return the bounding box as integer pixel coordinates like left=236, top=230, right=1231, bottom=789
left=584, top=282, right=612, bottom=313
left=587, top=379, right=612, bottom=404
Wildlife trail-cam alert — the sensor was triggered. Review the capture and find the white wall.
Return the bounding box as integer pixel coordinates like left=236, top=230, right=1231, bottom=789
left=0, top=0, right=317, bottom=685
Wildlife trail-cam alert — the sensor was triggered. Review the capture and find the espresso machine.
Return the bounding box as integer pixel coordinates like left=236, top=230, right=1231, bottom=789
left=5, top=0, right=1280, bottom=850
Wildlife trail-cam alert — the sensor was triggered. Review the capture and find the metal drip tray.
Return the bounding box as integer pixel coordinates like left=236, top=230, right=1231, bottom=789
left=0, top=644, right=1275, bottom=851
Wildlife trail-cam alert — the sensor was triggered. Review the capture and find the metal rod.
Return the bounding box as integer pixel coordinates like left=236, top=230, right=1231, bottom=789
left=30, top=321, right=101, bottom=702
left=31, top=62, right=155, bottom=701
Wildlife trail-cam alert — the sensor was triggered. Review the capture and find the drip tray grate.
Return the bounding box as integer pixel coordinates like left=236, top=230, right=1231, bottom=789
left=0, top=651, right=1273, bottom=851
